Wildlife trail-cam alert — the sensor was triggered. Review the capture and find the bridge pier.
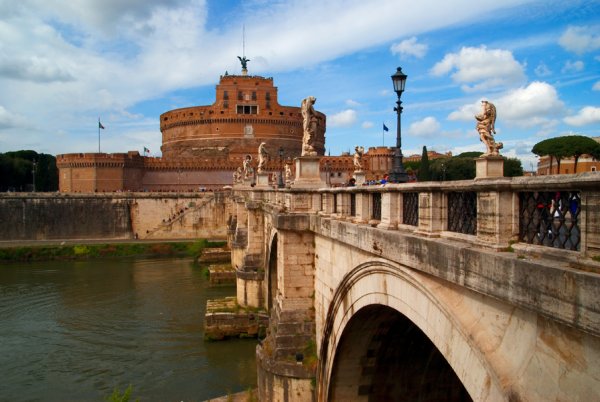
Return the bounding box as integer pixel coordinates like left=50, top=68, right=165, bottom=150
left=257, top=217, right=317, bottom=402
left=235, top=201, right=265, bottom=308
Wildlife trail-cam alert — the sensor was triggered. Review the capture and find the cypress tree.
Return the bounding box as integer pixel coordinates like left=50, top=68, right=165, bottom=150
left=418, top=146, right=431, bottom=181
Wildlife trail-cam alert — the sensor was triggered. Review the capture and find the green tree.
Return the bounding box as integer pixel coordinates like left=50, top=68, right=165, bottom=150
left=428, top=153, right=523, bottom=181
left=417, top=146, right=431, bottom=181
left=533, top=135, right=600, bottom=174
left=0, top=150, right=58, bottom=191
left=504, top=157, right=524, bottom=177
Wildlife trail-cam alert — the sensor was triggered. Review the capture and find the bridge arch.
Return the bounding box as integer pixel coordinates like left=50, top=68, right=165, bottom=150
left=317, top=261, right=505, bottom=401
left=265, top=230, right=278, bottom=312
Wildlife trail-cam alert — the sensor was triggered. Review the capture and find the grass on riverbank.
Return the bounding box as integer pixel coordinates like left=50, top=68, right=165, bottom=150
left=0, top=239, right=226, bottom=262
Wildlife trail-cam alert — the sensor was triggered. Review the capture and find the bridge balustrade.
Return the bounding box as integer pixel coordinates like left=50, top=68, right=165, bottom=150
left=237, top=172, right=598, bottom=258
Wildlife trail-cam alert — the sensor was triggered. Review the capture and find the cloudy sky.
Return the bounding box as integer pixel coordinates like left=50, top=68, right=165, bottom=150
left=0, top=0, right=599, bottom=170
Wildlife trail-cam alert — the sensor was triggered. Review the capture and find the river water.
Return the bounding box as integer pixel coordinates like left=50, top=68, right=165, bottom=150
left=0, top=258, right=257, bottom=401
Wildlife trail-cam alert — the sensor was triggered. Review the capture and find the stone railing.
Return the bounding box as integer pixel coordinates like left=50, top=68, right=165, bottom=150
left=237, top=172, right=600, bottom=261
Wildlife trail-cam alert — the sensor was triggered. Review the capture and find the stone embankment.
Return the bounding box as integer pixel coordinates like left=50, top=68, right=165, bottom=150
left=204, top=297, right=269, bottom=341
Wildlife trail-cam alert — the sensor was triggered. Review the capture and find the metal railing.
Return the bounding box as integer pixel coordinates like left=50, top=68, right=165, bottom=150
left=403, top=192, right=418, bottom=226
left=447, top=191, right=476, bottom=235
left=519, top=191, right=580, bottom=251
left=372, top=193, right=382, bottom=221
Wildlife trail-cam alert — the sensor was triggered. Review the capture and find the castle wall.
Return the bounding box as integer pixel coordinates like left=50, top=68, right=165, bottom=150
left=0, top=193, right=232, bottom=241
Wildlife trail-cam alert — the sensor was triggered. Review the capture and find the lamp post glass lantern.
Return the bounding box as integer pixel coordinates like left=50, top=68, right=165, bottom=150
left=389, top=67, right=408, bottom=183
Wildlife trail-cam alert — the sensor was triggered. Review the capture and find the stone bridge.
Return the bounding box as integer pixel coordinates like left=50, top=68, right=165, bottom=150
left=227, top=171, right=600, bottom=401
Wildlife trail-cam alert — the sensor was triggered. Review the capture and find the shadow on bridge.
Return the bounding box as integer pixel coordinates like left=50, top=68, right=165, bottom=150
left=328, top=304, right=471, bottom=401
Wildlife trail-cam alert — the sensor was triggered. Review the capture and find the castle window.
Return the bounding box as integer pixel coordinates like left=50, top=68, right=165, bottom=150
left=223, top=91, right=229, bottom=100
left=223, top=101, right=229, bottom=108
left=252, top=91, right=257, bottom=101
left=237, top=105, right=258, bottom=115
left=238, top=91, right=243, bottom=101
left=592, top=166, right=597, bottom=172
left=266, top=92, right=271, bottom=100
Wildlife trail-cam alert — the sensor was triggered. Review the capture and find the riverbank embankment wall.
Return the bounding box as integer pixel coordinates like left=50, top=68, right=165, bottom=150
left=0, top=192, right=231, bottom=241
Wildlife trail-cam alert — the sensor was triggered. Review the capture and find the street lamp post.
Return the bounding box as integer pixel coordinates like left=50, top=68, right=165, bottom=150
left=277, top=147, right=285, bottom=188
left=389, top=67, right=408, bottom=183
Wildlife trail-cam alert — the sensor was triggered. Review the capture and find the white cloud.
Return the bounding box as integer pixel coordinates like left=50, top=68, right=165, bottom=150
left=564, top=106, right=600, bottom=126
left=0, top=105, right=28, bottom=129
left=534, top=62, right=551, bottom=77
left=593, top=81, right=600, bottom=91
left=447, top=82, right=564, bottom=131
left=561, top=60, right=584, bottom=73
left=496, top=82, right=564, bottom=128
left=390, top=37, right=428, bottom=58
left=0, top=0, right=561, bottom=154
left=328, top=109, right=357, bottom=127
left=346, top=99, right=361, bottom=107
left=431, top=46, right=526, bottom=91
left=362, top=121, right=374, bottom=129
left=558, top=25, right=600, bottom=55
left=408, top=116, right=441, bottom=137
left=447, top=103, right=480, bottom=122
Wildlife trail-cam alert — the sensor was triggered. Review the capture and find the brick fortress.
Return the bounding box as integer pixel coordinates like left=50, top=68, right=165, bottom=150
left=57, top=65, right=395, bottom=192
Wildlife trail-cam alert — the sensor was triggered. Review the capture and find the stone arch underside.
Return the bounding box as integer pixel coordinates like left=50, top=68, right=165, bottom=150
left=266, top=230, right=278, bottom=312
left=318, top=261, right=507, bottom=402
left=328, top=304, right=471, bottom=401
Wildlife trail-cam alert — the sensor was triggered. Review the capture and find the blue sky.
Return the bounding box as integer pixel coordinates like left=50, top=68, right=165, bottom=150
left=0, top=0, right=599, bottom=170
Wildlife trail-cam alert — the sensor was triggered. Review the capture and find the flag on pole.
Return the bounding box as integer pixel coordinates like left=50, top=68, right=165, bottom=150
left=99, top=121, right=105, bottom=129
left=383, top=123, right=389, bottom=132
left=143, top=147, right=150, bottom=156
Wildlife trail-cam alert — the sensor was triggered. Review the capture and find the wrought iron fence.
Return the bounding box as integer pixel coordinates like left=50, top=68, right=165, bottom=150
left=372, top=193, right=382, bottom=221
left=447, top=192, right=477, bottom=235
left=403, top=192, right=419, bottom=226
left=519, top=191, right=580, bottom=251
left=350, top=193, right=356, bottom=217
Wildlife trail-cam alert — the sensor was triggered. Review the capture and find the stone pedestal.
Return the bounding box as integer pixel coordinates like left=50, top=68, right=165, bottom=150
left=353, top=171, right=366, bottom=185
left=476, top=156, right=504, bottom=179
left=292, top=156, right=326, bottom=189
left=242, top=177, right=254, bottom=187
left=256, top=172, right=271, bottom=188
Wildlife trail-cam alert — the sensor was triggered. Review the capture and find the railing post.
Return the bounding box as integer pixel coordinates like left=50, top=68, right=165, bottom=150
left=354, top=192, right=369, bottom=223
left=417, top=191, right=444, bottom=236
left=476, top=189, right=515, bottom=249
left=378, top=191, right=400, bottom=230
left=581, top=190, right=600, bottom=257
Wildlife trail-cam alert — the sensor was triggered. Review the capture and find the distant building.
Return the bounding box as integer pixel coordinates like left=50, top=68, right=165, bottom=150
left=536, top=137, right=600, bottom=175
left=57, top=70, right=326, bottom=192
left=404, top=150, right=452, bottom=162
left=56, top=66, right=398, bottom=192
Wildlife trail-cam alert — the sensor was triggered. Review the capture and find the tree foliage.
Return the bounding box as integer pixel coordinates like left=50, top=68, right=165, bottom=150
left=532, top=135, right=600, bottom=173
left=423, top=153, right=523, bottom=181
left=0, top=150, right=58, bottom=192
left=417, top=146, right=431, bottom=181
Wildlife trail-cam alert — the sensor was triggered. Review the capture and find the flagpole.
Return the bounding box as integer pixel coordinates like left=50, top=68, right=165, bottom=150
left=98, top=117, right=101, bottom=153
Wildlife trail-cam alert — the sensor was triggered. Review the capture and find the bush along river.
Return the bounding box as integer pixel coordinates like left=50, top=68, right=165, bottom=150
left=0, top=254, right=257, bottom=401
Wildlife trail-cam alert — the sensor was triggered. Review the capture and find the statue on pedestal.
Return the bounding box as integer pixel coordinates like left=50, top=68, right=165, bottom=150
left=243, top=154, right=254, bottom=180
left=301, top=96, right=318, bottom=156
left=258, top=142, right=269, bottom=173
left=232, top=167, right=243, bottom=184
left=285, top=162, right=293, bottom=184
left=475, top=100, right=503, bottom=156
left=237, top=56, right=250, bottom=75
left=353, top=146, right=364, bottom=172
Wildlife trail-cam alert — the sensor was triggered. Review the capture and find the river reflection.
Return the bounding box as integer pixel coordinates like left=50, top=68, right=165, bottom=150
left=0, top=258, right=257, bottom=401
